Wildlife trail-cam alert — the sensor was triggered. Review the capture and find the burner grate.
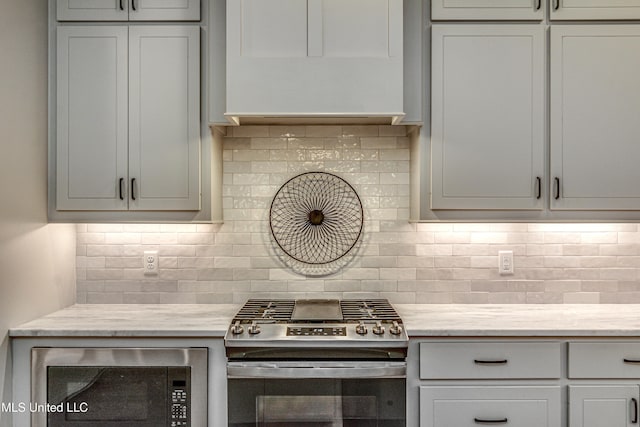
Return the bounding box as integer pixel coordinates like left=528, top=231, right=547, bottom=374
left=233, top=299, right=295, bottom=322
left=340, top=299, right=401, bottom=322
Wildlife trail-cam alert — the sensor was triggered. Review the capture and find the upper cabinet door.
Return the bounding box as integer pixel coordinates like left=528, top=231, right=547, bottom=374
left=551, top=0, right=640, bottom=20
left=226, top=0, right=403, bottom=122
left=550, top=26, right=640, bottom=210
left=56, top=26, right=129, bottom=210
left=128, top=26, right=201, bottom=211
left=432, top=0, right=543, bottom=20
left=129, top=0, right=200, bottom=21
left=57, top=0, right=129, bottom=21
left=431, top=25, right=545, bottom=210
left=57, top=0, right=200, bottom=21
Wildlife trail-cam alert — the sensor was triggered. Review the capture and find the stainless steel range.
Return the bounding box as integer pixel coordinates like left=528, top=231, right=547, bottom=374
left=225, top=299, right=407, bottom=426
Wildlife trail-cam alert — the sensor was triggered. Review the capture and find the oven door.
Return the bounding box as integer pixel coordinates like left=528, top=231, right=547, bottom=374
left=31, top=348, right=207, bottom=427
left=227, top=361, right=406, bottom=427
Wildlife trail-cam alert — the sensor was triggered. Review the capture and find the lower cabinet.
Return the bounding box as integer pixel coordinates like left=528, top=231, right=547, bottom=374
left=420, top=386, right=562, bottom=427
left=569, top=385, right=639, bottom=427
left=414, top=339, right=640, bottom=427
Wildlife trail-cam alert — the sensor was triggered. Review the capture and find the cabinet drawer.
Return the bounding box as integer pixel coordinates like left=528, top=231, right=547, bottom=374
left=569, top=342, right=640, bottom=378
left=420, top=386, right=562, bottom=427
left=420, top=341, right=562, bottom=379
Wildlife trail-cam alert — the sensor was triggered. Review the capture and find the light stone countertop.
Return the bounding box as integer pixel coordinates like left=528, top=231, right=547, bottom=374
left=9, top=304, right=239, bottom=338
left=396, top=304, right=640, bottom=337
left=9, top=303, right=640, bottom=338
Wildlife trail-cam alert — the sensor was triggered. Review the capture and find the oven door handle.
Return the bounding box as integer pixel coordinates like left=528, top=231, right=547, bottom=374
left=227, top=361, right=406, bottom=379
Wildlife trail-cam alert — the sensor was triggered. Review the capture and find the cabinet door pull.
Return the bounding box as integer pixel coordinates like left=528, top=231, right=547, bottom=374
left=119, top=178, right=124, bottom=200
left=131, top=178, right=136, bottom=201
left=554, top=0, right=560, bottom=9
left=624, top=359, right=640, bottom=364
left=554, top=177, right=560, bottom=200
left=633, top=398, right=639, bottom=424
left=474, top=359, right=508, bottom=365
left=474, top=418, right=508, bottom=424
left=119, top=0, right=124, bottom=10
left=535, top=0, right=541, bottom=10
left=536, top=177, right=541, bottom=199
left=131, top=0, right=137, bottom=11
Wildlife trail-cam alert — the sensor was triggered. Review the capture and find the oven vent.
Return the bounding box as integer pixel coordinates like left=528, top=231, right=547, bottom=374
left=233, top=299, right=295, bottom=322
left=340, top=299, right=401, bottom=322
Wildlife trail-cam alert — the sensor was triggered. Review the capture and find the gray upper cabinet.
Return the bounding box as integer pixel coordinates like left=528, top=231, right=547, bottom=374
left=432, top=0, right=543, bottom=20
left=431, top=25, right=545, bottom=210
left=225, top=0, right=404, bottom=124
left=56, top=25, right=201, bottom=211
left=550, top=26, right=640, bottom=210
left=57, top=0, right=201, bottom=21
left=550, top=0, right=640, bottom=20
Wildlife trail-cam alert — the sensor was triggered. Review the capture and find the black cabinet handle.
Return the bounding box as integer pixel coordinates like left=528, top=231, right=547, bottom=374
left=474, top=359, right=508, bottom=365
left=131, top=178, right=136, bottom=201
left=554, top=0, right=560, bottom=9
left=535, top=0, right=541, bottom=10
left=536, top=177, right=541, bottom=199
left=474, top=418, right=508, bottom=424
left=554, top=177, right=560, bottom=200
left=119, top=0, right=124, bottom=10
left=131, top=0, right=136, bottom=11
left=633, top=398, right=639, bottom=424
left=624, top=359, right=640, bottom=364
left=119, top=178, right=124, bottom=200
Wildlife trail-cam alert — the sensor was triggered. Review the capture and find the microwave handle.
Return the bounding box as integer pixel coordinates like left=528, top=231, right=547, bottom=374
left=227, top=361, right=406, bottom=379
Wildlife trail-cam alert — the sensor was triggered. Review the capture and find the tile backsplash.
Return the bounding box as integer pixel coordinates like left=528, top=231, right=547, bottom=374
left=76, top=126, right=640, bottom=304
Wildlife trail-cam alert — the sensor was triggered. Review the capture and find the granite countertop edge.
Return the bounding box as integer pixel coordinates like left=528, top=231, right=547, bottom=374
left=9, top=303, right=640, bottom=338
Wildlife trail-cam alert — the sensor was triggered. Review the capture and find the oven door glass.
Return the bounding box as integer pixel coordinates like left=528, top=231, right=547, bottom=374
left=46, top=366, right=189, bottom=427
left=228, top=378, right=406, bottom=427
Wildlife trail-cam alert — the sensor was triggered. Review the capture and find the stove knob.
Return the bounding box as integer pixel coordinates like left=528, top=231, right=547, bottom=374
left=355, top=321, right=368, bottom=335
left=372, top=321, right=385, bottom=335
left=248, top=321, right=261, bottom=335
left=231, top=321, right=244, bottom=335
left=390, top=321, right=403, bottom=335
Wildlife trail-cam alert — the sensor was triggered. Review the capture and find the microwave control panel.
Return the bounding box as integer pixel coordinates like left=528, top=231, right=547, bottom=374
left=169, top=368, right=190, bottom=427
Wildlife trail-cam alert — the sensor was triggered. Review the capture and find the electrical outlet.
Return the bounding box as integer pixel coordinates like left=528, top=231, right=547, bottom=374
left=144, top=250, right=158, bottom=276
left=498, top=250, right=514, bottom=275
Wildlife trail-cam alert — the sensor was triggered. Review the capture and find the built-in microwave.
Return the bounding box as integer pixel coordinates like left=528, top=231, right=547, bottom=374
left=31, top=347, right=207, bottom=427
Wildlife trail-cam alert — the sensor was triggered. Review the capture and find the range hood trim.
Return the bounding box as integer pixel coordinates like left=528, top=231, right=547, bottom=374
left=224, top=112, right=406, bottom=126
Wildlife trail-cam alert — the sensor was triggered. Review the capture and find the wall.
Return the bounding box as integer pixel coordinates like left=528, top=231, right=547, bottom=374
left=0, top=2, right=76, bottom=425
left=77, top=125, right=640, bottom=305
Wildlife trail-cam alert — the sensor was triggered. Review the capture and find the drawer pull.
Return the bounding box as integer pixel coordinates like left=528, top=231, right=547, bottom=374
left=474, top=359, right=508, bottom=365
left=474, top=418, right=508, bottom=424
left=633, top=398, right=638, bottom=424
left=624, top=359, right=640, bottom=364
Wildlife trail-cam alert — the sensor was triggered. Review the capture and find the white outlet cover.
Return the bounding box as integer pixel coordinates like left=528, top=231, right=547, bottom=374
left=144, top=250, right=158, bottom=276
left=498, top=250, right=514, bottom=275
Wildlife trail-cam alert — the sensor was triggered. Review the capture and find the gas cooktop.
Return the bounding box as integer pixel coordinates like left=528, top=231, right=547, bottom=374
left=224, top=299, right=408, bottom=359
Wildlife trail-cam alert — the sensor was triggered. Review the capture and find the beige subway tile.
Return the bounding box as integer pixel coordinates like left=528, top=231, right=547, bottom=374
left=379, top=125, right=407, bottom=136
left=230, top=126, right=270, bottom=137
left=141, top=233, right=178, bottom=245
left=87, top=224, right=124, bottom=233
left=123, top=224, right=161, bottom=233
left=416, top=292, right=454, bottom=304
left=563, top=292, right=600, bottom=303
left=435, top=256, right=471, bottom=268
left=305, top=125, right=342, bottom=137
left=435, top=232, right=471, bottom=244
left=470, top=232, right=508, bottom=244
left=342, top=125, right=379, bottom=137
left=177, top=233, right=214, bottom=245
left=380, top=268, right=415, bottom=280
